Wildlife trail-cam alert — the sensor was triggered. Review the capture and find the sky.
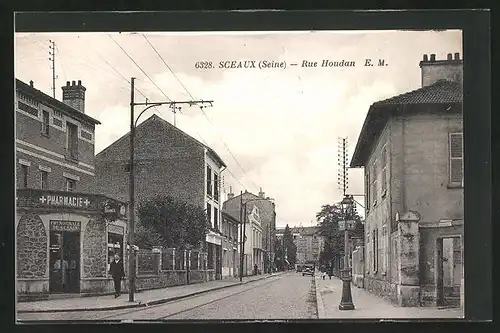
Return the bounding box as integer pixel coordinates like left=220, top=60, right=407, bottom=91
left=14, top=30, right=462, bottom=228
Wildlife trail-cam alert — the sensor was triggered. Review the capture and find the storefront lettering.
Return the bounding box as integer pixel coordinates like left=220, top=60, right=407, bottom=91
left=50, top=221, right=81, bottom=232
left=39, top=195, right=91, bottom=208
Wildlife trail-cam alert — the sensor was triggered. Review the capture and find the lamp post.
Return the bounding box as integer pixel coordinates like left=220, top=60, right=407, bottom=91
left=239, top=196, right=274, bottom=280
left=339, top=195, right=355, bottom=310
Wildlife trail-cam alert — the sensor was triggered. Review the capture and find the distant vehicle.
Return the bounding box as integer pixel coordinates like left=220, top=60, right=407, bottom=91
left=302, top=267, right=314, bottom=276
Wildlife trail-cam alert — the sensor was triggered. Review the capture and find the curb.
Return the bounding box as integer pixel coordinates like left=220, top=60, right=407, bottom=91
left=314, top=276, right=326, bottom=319
left=18, top=272, right=284, bottom=314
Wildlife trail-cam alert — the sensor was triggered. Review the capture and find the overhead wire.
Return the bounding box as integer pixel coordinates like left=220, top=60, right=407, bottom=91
left=142, top=33, right=259, bottom=193
left=108, top=34, right=172, bottom=102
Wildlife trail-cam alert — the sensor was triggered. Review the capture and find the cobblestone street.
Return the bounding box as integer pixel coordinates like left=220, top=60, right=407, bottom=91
left=17, top=272, right=317, bottom=321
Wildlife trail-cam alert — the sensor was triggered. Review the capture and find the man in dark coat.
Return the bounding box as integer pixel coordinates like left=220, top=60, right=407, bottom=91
left=109, top=254, right=125, bottom=298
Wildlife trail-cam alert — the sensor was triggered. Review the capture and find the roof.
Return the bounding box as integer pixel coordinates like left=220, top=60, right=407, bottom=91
left=351, top=80, right=462, bottom=167
left=222, top=211, right=240, bottom=223
left=96, top=114, right=226, bottom=168
left=372, top=80, right=462, bottom=106
left=15, top=78, right=101, bottom=125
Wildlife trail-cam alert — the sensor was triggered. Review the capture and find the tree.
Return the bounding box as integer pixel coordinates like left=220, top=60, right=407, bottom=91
left=136, top=195, right=209, bottom=250
left=316, top=201, right=364, bottom=268
left=283, top=225, right=297, bottom=268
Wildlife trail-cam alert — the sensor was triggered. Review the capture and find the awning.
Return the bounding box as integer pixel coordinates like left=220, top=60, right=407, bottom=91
left=206, top=231, right=222, bottom=245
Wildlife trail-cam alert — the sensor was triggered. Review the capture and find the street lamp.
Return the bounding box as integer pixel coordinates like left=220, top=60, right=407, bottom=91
left=239, top=196, right=274, bottom=281
left=339, top=195, right=355, bottom=310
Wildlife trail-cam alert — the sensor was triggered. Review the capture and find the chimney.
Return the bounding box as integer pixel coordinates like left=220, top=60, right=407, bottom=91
left=259, top=187, right=265, bottom=198
left=227, top=186, right=234, bottom=200
left=419, top=52, right=463, bottom=87
left=62, top=79, right=86, bottom=113
left=29, top=80, right=34, bottom=88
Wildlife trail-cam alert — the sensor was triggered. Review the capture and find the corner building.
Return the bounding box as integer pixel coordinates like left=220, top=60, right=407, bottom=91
left=15, top=79, right=128, bottom=301
left=351, top=53, right=464, bottom=308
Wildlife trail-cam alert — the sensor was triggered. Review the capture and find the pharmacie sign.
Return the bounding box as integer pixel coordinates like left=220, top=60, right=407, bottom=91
left=39, top=194, right=91, bottom=208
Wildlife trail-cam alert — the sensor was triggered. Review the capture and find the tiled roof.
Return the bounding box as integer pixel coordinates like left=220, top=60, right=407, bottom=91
left=350, top=79, right=462, bottom=167
left=373, top=80, right=462, bottom=106
left=16, top=78, right=101, bottom=125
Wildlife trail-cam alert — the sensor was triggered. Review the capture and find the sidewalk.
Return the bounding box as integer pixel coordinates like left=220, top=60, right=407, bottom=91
left=315, top=275, right=464, bottom=319
left=17, top=273, right=284, bottom=313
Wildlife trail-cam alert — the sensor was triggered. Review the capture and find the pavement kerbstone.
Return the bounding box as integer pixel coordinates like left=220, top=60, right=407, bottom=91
left=17, top=272, right=286, bottom=313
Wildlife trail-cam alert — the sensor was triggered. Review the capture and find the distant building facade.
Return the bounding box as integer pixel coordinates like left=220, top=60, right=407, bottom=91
left=276, top=226, right=323, bottom=264
left=351, top=52, right=464, bottom=308
left=15, top=79, right=128, bottom=301
left=220, top=212, right=240, bottom=278
left=223, top=190, right=274, bottom=275
left=93, top=114, right=227, bottom=280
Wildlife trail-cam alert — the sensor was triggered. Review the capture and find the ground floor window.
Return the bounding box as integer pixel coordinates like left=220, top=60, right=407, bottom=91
left=108, top=232, right=124, bottom=263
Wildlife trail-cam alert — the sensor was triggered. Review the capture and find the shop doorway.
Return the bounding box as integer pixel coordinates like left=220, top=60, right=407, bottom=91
left=436, top=236, right=462, bottom=307
left=215, top=245, right=222, bottom=280
left=49, top=225, right=81, bottom=294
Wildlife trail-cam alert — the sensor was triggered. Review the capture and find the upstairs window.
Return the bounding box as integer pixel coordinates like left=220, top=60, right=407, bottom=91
left=66, top=178, right=76, bottom=192
left=206, top=165, right=212, bottom=196
left=40, top=170, right=48, bottom=189
left=449, top=133, right=464, bottom=187
left=206, top=203, right=212, bottom=227
left=20, top=165, right=28, bottom=188
left=214, top=207, right=219, bottom=230
left=214, top=173, right=219, bottom=201
left=66, top=122, right=79, bottom=161
left=41, top=110, right=50, bottom=136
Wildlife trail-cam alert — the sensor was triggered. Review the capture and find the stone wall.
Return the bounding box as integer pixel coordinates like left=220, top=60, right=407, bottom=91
left=364, top=276, right=398, bottom=303
left=17, top=213, right=47, bottom=278
left=83, top=219, right=107, bottom=278
left=351, top=245, right=364, bottom=288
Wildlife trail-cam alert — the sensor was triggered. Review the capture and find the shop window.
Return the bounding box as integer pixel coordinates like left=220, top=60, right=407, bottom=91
left=107, top=231, right=124, bottom=268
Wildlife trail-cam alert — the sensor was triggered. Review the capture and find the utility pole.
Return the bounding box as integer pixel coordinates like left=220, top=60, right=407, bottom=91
left=127, top=77, right=213, bottom=302
left=170, top=103, right=181, bottom=127
left=338, top=137, right=348, bottom=197
left=337, top=137, right=355, bottom=310
left=128, top=77, right=136, bottom=302
left=48, top=40, right=56, bottom=98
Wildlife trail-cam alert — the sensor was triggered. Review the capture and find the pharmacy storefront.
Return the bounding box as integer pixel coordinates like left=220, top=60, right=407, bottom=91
left=16, top=189, right=127, bottom=301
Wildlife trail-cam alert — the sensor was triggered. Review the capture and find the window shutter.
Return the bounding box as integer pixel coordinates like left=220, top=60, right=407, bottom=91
left=449, top=133, right=464, bottom=185
left=365, top=170, right=370, bottom=210
left=382, top=148, right=387, bottom=193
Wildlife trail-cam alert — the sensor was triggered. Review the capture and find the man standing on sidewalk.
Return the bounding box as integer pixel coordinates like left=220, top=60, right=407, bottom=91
left=109, top=254, right=125, bottom=298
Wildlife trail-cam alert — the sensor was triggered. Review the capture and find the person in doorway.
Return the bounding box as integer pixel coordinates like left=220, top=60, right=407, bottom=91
left=109, top=254, right=125, bottom=298
left=254, top=264, right=258, bottom=275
